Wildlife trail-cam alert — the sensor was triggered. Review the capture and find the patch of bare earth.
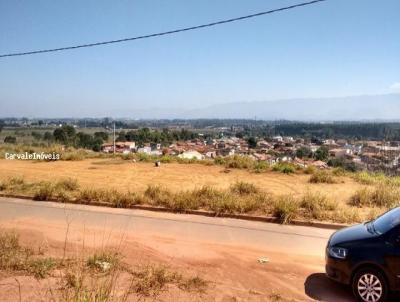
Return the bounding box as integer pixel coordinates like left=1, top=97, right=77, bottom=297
left=0, top=219, right=324, bottom=302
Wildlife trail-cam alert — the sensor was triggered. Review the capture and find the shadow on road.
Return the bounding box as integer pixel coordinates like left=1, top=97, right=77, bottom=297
left=304, top=273, right=355, bottom=302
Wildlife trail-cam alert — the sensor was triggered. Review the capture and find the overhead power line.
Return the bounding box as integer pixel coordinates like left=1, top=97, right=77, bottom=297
left=0, top=0, right=327, bottom=58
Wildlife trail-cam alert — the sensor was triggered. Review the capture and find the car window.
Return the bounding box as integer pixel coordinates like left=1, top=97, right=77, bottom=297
left=373, top=208, right=400, bottom=234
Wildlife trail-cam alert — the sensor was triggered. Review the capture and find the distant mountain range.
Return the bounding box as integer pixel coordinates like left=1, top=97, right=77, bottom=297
left=3, top=93, right=399, bottom=121
left=123, top=93, right=400, bottom=121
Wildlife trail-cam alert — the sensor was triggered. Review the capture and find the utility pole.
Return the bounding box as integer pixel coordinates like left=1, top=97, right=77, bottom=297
left=113, top=122, right=116, bottom=155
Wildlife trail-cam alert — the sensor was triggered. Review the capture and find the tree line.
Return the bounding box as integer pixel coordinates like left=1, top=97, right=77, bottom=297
left=116, top=128, right=199, bottom=147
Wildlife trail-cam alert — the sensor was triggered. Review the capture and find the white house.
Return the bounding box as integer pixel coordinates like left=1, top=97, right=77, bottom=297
left=137, top=146, right=152, bottom=154
left=272, top=136, right=283, bottom=142
left=178, top=150, right=204, bottom=160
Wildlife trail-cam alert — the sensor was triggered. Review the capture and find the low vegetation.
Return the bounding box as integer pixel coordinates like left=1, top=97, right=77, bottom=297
left=272, top=162, right=297, bottom=174
left=3, top=172, right=400, bottom=224
left=309, top=170, right=338, bottom=184
left=0, top=231, right=58, bottom=278
left=273, top=195, right=299, bottom=224
left=300, top=191, right=337, bottom=220
left=352, top=171, right=400, bottom=186
left=350, top=184, right=400, bottom=208
left=0, top=230, right=208, bottom=302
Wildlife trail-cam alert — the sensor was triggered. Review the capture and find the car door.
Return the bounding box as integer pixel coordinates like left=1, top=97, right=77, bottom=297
left=384, top=226, right=400, bottom=290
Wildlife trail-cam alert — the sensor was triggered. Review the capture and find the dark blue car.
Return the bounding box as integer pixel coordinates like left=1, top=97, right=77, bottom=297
left=326, top=207, right=400, bottom=302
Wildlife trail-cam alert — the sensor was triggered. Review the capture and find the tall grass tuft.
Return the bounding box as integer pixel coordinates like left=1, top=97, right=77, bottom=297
left=350, top=185, right=400, bottom=208
left=144, top=185, right=173, bottom=207
left=33, top=182, right=54, bottom=201
left=300, top=191, right=337, bottom=220
left=273, top=195, right=299, bottom=224
left=56, top=178, right=79, bottom=191
left=272, top=163, right=296, bottom=174
left=230, top=181, right=259, bottom=195
left=309, top=171, right=337, bottom=184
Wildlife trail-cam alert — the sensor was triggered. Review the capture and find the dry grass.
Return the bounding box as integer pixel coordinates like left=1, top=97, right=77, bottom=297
left=272, top=163, right=297, bottom=174
left=273, top=195, right=299, bottom=224
left=0, top=159, right=362, bottom=204
left=350, top=184, right=400, bottom=208
left=352, top=171, right=400, bottom=186
left=2, top=159, right=395, bottom=224
left=300, top=191, right=337, bottom=220
left=309, top=171, right=338, bottom=184
left=0, top=172, right=374, bottom=224
left=230, top=181, right=259, bottom=195
left=0, top=229, right=208, bottom=301
left=131, top=265, right=208, bottom=300
left=0, top=230, right=58, bottom=278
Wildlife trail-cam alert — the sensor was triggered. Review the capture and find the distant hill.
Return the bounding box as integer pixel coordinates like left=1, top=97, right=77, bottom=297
left=181, top=94, right=400, bottom=121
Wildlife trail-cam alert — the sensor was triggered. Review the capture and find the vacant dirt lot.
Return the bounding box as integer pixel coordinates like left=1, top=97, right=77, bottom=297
left=0, top=158, right=364, bottom=205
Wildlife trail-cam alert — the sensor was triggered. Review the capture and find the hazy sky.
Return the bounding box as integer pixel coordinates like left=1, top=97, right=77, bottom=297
left=0, top=0, right=399, bottom=117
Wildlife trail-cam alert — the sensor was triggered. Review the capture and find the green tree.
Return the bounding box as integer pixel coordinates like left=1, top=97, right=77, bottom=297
left=53, top=125, right=76, bottom=145
left=94, top=131, right=109, bottom=141
left=247, top=137, right=258, bottom=149
left=296, top=146, right=312, bottom=159
left=4, top=136, right=16, bottom=144
left=43, top=132, right=53, bottom=141
left=314, top=146, right=329, bottom=161
left=31, top=131, right=42, bottom=140
left=53, top=128, right=68, bottom=144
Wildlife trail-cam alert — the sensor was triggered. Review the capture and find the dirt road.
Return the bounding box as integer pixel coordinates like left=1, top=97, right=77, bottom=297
left=0, top=197, right=357, bottom=301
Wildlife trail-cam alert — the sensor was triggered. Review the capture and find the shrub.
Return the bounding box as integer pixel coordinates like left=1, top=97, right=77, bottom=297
left=309, top=171, right=337, bottom=184
left=4, top=136, right=17, bottom=144
left=371, top=184, right=400, bottom=208
left=350, top=185, right=400, bottom=208
left=0, top=177, right=25, bottom=191
left=159, top=155, right=174, bottom=163
left=353, top=172, right=400, bottom=187
left=144, top=185, right=173, bottom=207
left=273, top=195, right=299, bottom=224
left=272, top=163, right=296, bottom=174
left=8, top=176, right=25, bottom=186
left=54, top=189, right=74, bottom=202
left=349, top=188, right=372, bottom=207
left=56, top=178, right=79, bottom=191
left=33, top=182, right=54, bottom=201
left=330, top=207, right=361, bottom=224
left=0, top=231, right=25, bottom=270
left=61, top=150, right=88, bottom=161
left=253, top=161, right=269, bottom=173
left=78, top=188, right=101, bottom=202
left=353, top=172, right=386, bottom=185
left=300, top=191, right=337, bottom=219
left=230, top=181, right=258, bottom=195
left=213, top=156, right=226, bottom=166
left=27, top=257, right=57, bottom=278
left=207, top=193, right=236, bottom=214
left=113, top=192, right=139, bottom=208
left=224, top=155, right=255, bottom=169
left=0, top=176, right=27, bottom=192
left=170, top=191, right=202, bottom=211
left=233, top=193, right=272, bottom=214
left=304, top=166, right=316, bottom=175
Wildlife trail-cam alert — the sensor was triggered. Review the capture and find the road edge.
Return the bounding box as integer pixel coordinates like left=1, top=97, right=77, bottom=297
left=0, top=193, right=348, bottom=230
